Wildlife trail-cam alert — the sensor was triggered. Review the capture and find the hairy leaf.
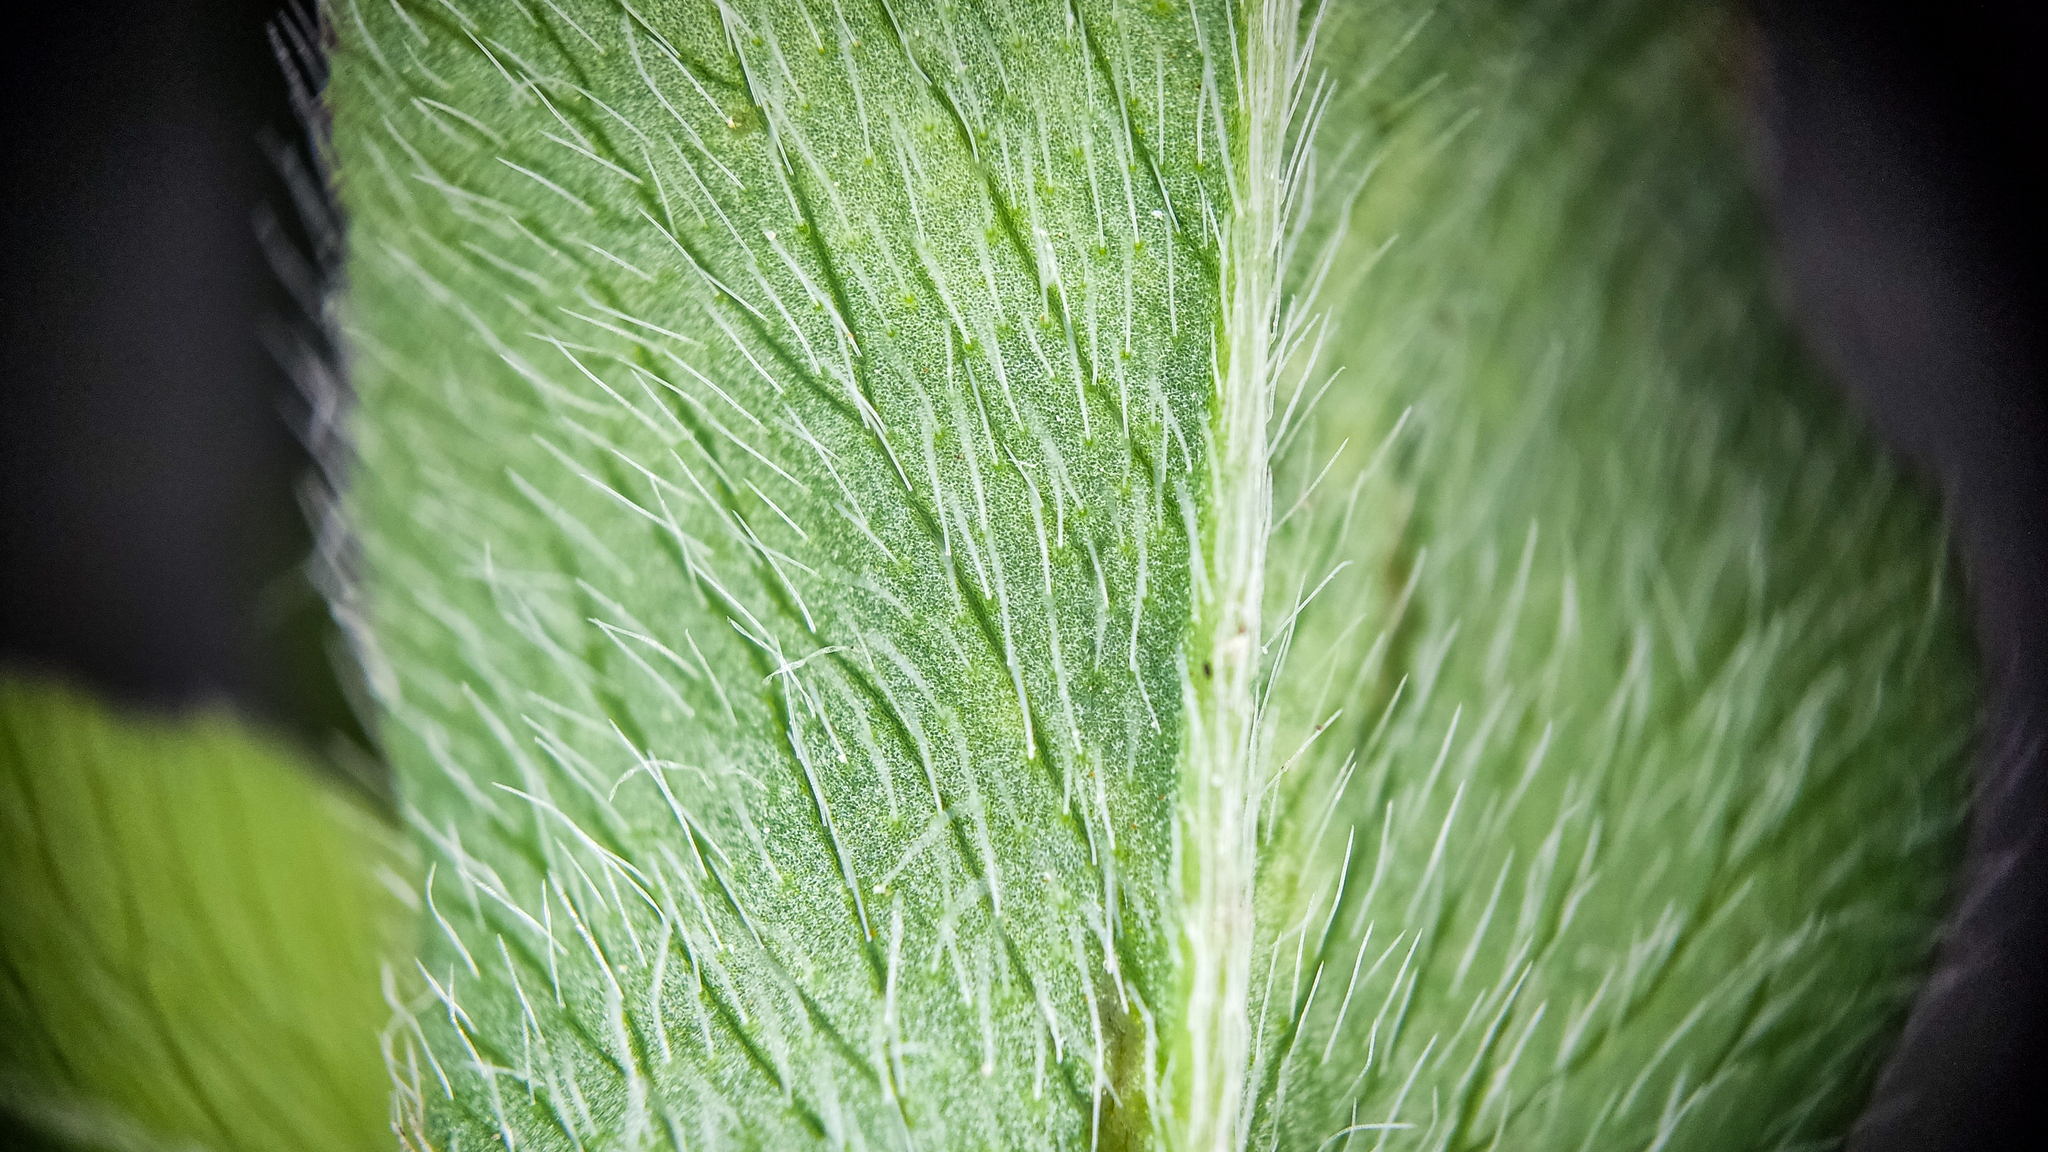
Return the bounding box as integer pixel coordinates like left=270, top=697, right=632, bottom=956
left=328, top=1, right=1975, bottom=1149
left=0, top=674, right=411, bottom=1152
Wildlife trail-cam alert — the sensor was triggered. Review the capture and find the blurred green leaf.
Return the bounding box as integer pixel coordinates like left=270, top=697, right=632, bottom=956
left=0, top=673, right=414, bottom=1152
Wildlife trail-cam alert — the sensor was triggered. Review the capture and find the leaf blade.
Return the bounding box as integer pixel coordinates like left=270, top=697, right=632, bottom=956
left=0, top=674, right=411, bottom=1152
left=1252, top=4, right=1975, bottom=1149
left=332, top=1, right=1977, bottom=1150
left=333, top=0, right=1244, bottom=1145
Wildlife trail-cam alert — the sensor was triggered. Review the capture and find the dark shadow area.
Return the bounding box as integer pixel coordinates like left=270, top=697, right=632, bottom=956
left=0, top=0, right=357, bottom=754
left=1752, top=2, right=2048, bottom=1147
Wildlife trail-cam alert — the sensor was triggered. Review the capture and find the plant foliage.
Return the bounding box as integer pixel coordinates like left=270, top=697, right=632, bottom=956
left=0, top=674, right=408, bottom=1152
left=324, top=0, right=1975, bottom=1149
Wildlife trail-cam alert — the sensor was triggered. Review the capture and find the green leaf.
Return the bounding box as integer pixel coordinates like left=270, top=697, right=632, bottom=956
left=0, top=673, right=413, bottom=1152
left=327, top=1, right=1975, bottom=1149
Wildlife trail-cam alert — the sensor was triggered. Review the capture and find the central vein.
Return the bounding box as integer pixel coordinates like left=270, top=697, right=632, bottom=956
left=1173, top=2, right=1299, bottom=1149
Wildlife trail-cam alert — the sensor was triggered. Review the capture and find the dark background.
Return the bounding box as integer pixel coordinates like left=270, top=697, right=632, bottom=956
left=0, top=0, right=358, bottom=747
left=0, top=1, right=2040, bottom=1148
left=1754, top=3, right=2047, bottom=1148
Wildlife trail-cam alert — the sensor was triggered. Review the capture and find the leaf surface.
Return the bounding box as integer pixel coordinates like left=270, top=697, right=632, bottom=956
left=0, top=674, right=410, bottom=1152
left=328, top=1, right=1975, bottom=1149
